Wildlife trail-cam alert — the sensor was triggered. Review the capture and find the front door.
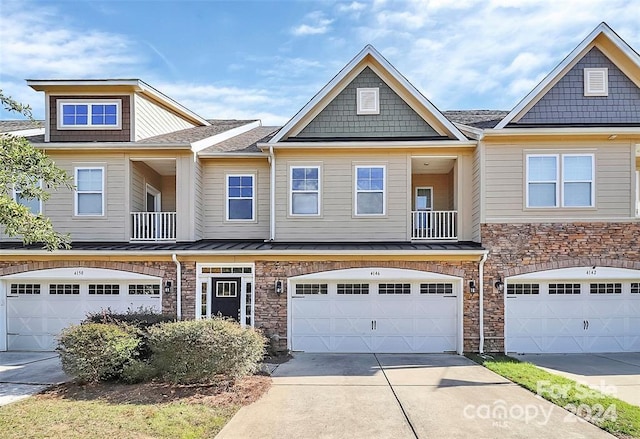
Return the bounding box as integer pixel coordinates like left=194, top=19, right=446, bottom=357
left=212, top=278, right=241, bottom=321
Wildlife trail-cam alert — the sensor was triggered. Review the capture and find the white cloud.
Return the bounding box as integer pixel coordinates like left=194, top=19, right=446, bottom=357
left=291, top=11, right=334, bottom=36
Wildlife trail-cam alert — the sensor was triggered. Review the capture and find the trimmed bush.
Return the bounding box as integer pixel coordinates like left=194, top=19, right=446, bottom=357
left=120, top=359, right=158, bottom=384
left=57, top=323, right=140, bottom=383
left=84, top=307, right=176, bottom=329
left=148, top=318, right=266, bottom=384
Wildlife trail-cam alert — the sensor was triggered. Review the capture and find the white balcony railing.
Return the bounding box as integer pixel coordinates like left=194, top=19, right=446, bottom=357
left=411, top=210, right=457, bottom=240
left=131, top=212, right=176, bottom=241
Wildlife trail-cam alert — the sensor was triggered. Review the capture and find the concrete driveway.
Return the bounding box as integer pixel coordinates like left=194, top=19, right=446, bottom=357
left=518, top=353, right=640, bottom=407
left=217, top=353, right=613, bottom=439
left=0, top=352, right=70, bottom=406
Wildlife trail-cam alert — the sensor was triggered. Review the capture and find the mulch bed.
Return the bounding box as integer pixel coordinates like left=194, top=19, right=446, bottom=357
left=39, top=375, right=271, bottom=406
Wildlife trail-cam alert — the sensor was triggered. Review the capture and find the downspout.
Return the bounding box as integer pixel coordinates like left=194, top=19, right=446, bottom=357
left=172, top=253, right=182, bottom=320
left=478, top=252, right=488, bottom=354
left=268, top=146, right=276, bottom=241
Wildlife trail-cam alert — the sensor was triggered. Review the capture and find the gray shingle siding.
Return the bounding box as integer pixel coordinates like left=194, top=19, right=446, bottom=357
left=297, top=67, right=441, bottom=138
left=516, top=47, right=640, bottom=125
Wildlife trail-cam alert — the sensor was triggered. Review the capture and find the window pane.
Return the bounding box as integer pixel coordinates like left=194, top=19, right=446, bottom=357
left=76, top=115, right=88, bottom=125
left=229, top=199, right=252, bottom=219
left=528, top=156, right=557, bottom=181
left=292, top=168, right=318, bottom=190
left=229, top=176, right=241, bottom=186
left=357, top=192, right=383, bottom=214
left=77, top=193, right=103, bottom=215
left=528, top=183, right=556, bottom=207
left=228, top=187, right=241, bottom=197
left=564, top=182, right=592, bottom=206
left=17, top=193, right=40, bottom=214
left=292, top=193, right=318, bottom=214
left=76, top=105, right=88, bottom=115
left=63, top=115, right=76, bottom=125
left=77, top=169, right=103, bottom=191
left=92, top=114, right=104, bottom=125
left=292, top=168, right=305, bottom=179
left=305, top=168, right=318, bottom=179
left=357, top=167, right=384, bottom=190
left=564, top=156, right=592, bottom=181
left=105, top=115, right=117, bottom=125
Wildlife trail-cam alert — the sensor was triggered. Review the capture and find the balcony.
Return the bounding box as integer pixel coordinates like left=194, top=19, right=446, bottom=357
left=411, top=210, right=458, bottom=240
left=130, top=212, right=176, bottom=241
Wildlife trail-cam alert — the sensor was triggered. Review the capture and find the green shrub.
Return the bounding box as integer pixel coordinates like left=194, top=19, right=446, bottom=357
left=57, top=323, right=140, bottom=383
left=84, top=307, right=176, bottom=329
left=148, top=318, right=266, bottom=384
left=120, top=359, right=158, bottom=384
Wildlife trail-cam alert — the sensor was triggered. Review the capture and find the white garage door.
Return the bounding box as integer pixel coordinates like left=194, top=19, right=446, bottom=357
left=290, top=268, right=461, bottom=353
left=506, top=267, right=640, bottom=353
left=2, top=268, right=162, bottom=351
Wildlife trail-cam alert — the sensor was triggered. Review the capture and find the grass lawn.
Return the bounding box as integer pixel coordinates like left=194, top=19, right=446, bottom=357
left=0, top=376, right=270, bottom=439
left=467, top=353, right=640, bottom=439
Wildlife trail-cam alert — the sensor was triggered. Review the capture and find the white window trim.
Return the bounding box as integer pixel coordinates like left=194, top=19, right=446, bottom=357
left=415, top=186, right=433, bottom=211
left=74, top=166, right=105, bottom=217
left=13, top=180, right=43, bottom=215
left=584, top=68, right=608, bottom=97
left=526, top=153, right=596, bottom=209
left=226, top=173, right=255, bottom=221
left=354, top=165, right=386, bottom=216
left=526, top=154, right=559, bottom=208
left=289, top=165, right=321, bottom=216
left=356, top=87, right=380, bottom=115
left=57, top=99, right=122, bottom=130
left=561, top=153, right=595, bottom=208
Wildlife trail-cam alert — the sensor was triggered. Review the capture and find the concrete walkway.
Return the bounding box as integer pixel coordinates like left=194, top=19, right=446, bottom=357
left=518, top=353, right=640, bottom=407
left=217, top=353, right=614, bottom=439
left=0, top=352, right=70, bottom=406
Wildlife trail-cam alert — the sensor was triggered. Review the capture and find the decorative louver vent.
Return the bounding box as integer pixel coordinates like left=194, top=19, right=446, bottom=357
left=357, top=87, right=380, bottom=114
left=584, top=68, right=608, bottom=96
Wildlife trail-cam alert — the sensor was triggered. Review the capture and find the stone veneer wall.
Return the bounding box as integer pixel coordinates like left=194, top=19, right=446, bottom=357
left=0, top=260, right=180, bottom=316
left=481, top=222, right=640, bottom=352
left=253, top=259, right=480, bottom=351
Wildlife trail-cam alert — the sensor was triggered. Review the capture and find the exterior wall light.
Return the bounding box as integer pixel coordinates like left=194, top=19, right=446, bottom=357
left=494, top=278, right=504, bottom=292
left=164, top=280, right=172, bottom=294
left=469, top=280, right=476, bottom=294
left=275, top=280, right=283, bottom=295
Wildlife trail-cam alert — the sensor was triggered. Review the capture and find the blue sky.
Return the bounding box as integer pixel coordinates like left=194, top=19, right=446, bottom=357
left=1, top=0, right=639, bottom=125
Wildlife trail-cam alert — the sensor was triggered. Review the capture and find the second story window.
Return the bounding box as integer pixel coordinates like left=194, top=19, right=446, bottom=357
left=227, top=175, right=254, bottom=220
left=59, top=100, right=120, bottom=129
left=355, top=165, right=385, bottom=215
left=75, top=167, right=104, bottom=216
left=14, top=181, right=42, bottom=215
left=526, top=154, right=594, bottom=208
left=290, top=166, right=320, bottom=215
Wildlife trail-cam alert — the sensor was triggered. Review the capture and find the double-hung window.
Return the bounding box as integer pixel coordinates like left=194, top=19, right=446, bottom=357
left=59, top=100, right=120, bottom=128
left=290, top=166, right=320, bottom=215
left=75, top=167, right=104, bottom=216
left=227, top=174, right=254, bottom=220
left=526, top=154, right=593, bottom=208
left=14, top=181, right=42, bottom=215
left=355, top=165, right=385, bottom=215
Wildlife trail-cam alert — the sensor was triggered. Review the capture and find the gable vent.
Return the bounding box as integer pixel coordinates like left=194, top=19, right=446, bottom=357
left=357, top=87, right=380, bottom=115
left=584, top=68, right=608, bottom=96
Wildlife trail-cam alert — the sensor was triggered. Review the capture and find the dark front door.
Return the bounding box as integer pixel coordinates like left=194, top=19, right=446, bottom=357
left=211, top=278, right=241, bottom=320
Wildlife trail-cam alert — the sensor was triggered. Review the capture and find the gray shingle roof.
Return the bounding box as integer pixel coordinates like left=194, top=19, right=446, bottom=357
left=136, top=119, right=257, bottom=144
left=199, top=126, right=280, bottom=154
left=0, top=240, right=484, bottom=252
left=0, top=120, right=44, bottom=133
left=443, top=110, right=509, bottom=129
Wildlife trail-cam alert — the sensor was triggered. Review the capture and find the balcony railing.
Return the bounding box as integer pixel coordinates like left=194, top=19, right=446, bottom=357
left=411, top=210, right=457, bottom=240
left=131, top=212, right=176, bottom=241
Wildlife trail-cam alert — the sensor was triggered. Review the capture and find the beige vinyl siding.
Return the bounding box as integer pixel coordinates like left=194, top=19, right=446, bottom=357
left=484, top=142, right=635, bottom=221
left=43, top=152, right=128, bottom=241
left=162, top=176, right=176, bottom=212
left=175, top=154, right=196, bottom=241
left=411, top=172, right=453, bottom=210
left=202, top=159, right=270, bottom=240
left=134, top=94, right=196, bottom=141
left=194, top=160, right=204, bottom=240
left=130, top=161, right=163, bottom=212
left=471, top=145, right=482, bottom=242
left=275, top=150, right=408, bottom=241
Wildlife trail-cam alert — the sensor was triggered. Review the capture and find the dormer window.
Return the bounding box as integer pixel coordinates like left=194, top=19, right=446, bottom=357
left=584, top=68, right=608, bottom=96
left=356, top=88, right=379, bottom=115
left=58, top=100, right=121, bottom=129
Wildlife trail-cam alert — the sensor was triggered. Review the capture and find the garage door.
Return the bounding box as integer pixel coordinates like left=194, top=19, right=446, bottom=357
left=290, top=268, right=461, bottom=353
left=2, top=267, right=162, bottom=351
left=506, top=267, right=640, bottom=353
